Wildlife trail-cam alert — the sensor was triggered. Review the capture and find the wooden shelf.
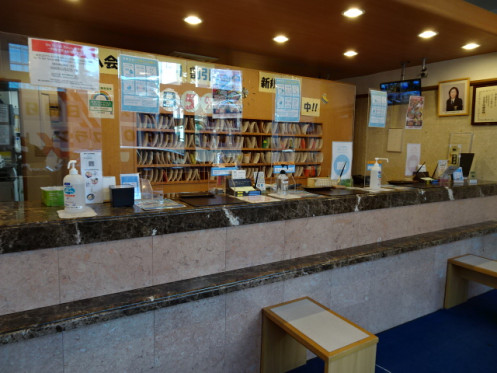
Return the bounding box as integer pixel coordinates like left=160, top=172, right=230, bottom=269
left=136, top=115, right=324, bottom=187
left=137, top=128, right=321, bottom=137
left=138, top=162, right=322, bottom=168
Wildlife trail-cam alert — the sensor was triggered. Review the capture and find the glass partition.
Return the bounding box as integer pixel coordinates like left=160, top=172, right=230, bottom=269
left=0, top=30, right=356, bottom=203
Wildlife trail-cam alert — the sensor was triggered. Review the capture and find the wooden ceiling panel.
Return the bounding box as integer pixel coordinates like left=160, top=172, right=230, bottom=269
left=1, top=0, right=497, bottom=79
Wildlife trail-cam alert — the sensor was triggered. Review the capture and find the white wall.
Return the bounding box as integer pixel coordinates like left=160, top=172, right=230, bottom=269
left=341, top=52, right=497, bottom=95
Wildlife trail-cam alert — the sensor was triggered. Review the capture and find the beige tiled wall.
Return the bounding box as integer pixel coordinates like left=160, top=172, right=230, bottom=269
left=2, top=234, right=496, bottom=372
left=1, top=196, right=496, bottom=316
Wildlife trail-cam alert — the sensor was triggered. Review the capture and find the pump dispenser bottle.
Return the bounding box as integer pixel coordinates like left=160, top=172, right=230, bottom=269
left=63, top=160, right=85, bottom=211
left=370, top=158, right=389, bottom=190
left=276, top=170, right=289, bottom=195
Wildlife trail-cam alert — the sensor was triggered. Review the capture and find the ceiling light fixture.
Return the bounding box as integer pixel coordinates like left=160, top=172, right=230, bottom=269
left=184, top=15, right=202, bottom=25
left=273, top=35, right=289, bottom=43
left=418, top=30, right=438, bottom=39
left=344, top=50, right=358, bottom=57
left=343, top=8, right=364, bottom=18
left=462, top=43, right=480, bottom=50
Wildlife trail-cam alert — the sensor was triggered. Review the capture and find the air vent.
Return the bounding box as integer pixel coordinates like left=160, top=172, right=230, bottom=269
left=169, top=51, right=218, bottom=63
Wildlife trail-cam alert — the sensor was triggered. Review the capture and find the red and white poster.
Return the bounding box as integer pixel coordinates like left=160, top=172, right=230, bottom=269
left=28, top=38, right=99, bottom=91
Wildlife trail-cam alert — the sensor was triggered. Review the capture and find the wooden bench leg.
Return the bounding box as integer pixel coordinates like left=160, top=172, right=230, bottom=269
left=324, top=342, right=377, bottom=373
left=444, top=262, right=469, bottom=309
left=261, top=313, right=307, bottom=373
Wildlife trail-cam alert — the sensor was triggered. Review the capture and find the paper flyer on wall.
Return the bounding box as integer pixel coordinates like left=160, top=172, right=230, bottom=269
left=120, top=54, right=160, bottom=113
left=88, top=83, right=114, bottom=118
left=80, top=151, right=103, bottom=204
left=28, top=38, right=99, bottom=91
left=405, top=96, right=424, bottom=129
left=405, top=143, right=421, bottom=177
left=331, top=141, right=353, bottom=180
left=274, top=78, right=301, bottom=122
left=211, top=69, right=243, bottom=119
left=368, top=90, right=387, bottom=128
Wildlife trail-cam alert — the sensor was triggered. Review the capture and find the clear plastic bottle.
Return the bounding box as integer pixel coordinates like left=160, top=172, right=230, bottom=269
left=63, top=160, right=85, bottom=211
left=276, top=170, right=289, bottom=195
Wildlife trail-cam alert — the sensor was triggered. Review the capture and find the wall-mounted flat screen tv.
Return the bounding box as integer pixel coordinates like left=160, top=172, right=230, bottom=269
left=379, top=79, right=422, bottom=105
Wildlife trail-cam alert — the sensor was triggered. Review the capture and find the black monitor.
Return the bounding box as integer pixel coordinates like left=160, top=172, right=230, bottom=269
left=379, top=79, right=422, bottom=105
left=459, top=153, right=474, bottom=177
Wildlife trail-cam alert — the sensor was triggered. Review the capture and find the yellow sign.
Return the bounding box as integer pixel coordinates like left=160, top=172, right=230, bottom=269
left=99, top=48, right=119, bottom=75
left=186, top=62, right=214, bottom=87
left=301, top=97, right=320, bottom=117
left=259, top=72, right=279, bottom=93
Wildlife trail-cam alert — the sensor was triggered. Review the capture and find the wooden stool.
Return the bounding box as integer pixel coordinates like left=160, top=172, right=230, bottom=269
left=444, top=254, right=497, bottom=308
left=261, top=297, right=378, bottom=373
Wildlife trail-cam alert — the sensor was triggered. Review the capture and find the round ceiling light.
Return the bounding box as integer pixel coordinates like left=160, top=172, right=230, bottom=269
left=462, top=43, right=480, bottom=50
left=344, top=50, right=358, bottom=57
left=273, top=35, right=289, bottom=43
left=184, top=16, right=202, bottom=25
left=343, top=8, right=364, bottom=18
left=418, top=30, right=438, bottom=39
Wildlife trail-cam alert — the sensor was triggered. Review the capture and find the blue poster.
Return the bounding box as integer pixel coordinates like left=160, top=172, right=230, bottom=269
left=274, top=78, right=301, bottom=122
left=368, top=90, right=387, bottom=128
left=120, top=54, right=159, bottom=113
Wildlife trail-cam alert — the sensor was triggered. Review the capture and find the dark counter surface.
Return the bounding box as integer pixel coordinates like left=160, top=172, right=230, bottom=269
left=1, top=181, right=497, bottom=254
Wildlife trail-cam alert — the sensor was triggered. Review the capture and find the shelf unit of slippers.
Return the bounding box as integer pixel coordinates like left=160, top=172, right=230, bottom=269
left=134, top=114, right=324, bottom=186
left=238, top=119, right=323, bottom=181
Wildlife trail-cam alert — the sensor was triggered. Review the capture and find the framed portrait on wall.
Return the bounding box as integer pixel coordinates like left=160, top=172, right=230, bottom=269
left=471, top=80, right=497, bottom=125
left=437, top=78, right=470, bottom=117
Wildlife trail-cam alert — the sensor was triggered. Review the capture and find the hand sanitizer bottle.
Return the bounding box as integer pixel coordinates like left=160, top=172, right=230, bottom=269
left=370, top=158, right=389, bottom=190
left=63, top=160, right=85, bottom=212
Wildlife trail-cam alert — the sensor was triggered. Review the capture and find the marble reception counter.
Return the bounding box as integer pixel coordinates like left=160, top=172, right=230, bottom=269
left=2, top=181, right=497, bottom=255
left=1, top=180, right=497, bottom=373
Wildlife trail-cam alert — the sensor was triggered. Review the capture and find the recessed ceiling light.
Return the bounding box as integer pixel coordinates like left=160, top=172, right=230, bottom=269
left=344, top=50, right=358, bottom=57
left=343, top=8, right=364, bottom=18
left=273, top=35, right=289, bottom=43
left=418, top=30, right=438, bottom=39
left=462, top=43, right=480, bottom=50
left=184, top=15, right=202, bottom=25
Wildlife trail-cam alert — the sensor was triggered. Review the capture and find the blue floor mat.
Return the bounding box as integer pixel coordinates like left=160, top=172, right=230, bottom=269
left=288, top=290, right=497, bottom=373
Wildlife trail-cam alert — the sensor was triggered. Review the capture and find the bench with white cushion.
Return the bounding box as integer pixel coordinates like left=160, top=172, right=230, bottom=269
left=444, top=254, right=497, bottom=308
left=261, top=297, right=378, bottom=373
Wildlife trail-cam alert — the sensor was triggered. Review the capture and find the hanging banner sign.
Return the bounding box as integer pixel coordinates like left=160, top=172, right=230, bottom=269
left=28, top=38, right=99, bottom=91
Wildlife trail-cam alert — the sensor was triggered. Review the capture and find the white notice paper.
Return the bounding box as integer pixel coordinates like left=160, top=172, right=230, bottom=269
left=331, top=141, right=353, bottom=180
left=29, top=38, right=99, bottom=91
left=81, top=151, right=103, bottom=204
left=405, top=143, right=421, bottom=177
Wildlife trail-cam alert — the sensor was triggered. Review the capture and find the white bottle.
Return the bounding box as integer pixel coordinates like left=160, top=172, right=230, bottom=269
left=63, top=160, right=85, bottom=212
left=276, top=170, right=289, bottom=195
left=370, top=158, right=389, bottom=190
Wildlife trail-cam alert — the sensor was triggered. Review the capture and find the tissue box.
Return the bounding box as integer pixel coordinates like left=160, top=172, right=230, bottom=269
left=41, top=187, right=64, bottom=206
left=110, top=185, right=134, bottom=207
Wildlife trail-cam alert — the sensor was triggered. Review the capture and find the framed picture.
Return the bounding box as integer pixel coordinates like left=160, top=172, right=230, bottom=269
left=471, top=80, right=497, bottom=125
left=438, top=78, right=470, bottom=116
